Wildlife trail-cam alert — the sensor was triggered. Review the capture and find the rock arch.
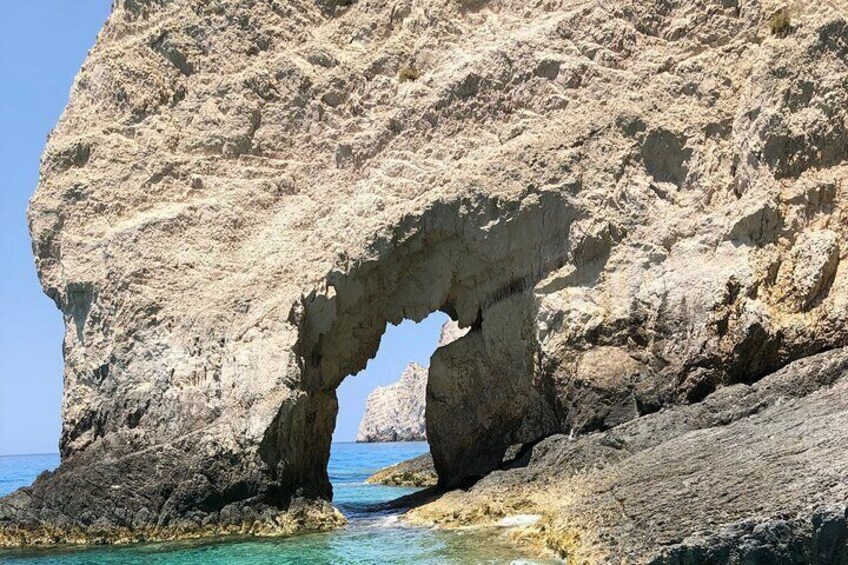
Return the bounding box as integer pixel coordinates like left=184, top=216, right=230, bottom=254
left=260, top=189, right=573, bottom=500
left=5, top=0, right=848, bottom=553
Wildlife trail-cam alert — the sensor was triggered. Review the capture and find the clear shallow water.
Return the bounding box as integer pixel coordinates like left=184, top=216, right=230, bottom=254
left=1, top=443, right=556, bottom=564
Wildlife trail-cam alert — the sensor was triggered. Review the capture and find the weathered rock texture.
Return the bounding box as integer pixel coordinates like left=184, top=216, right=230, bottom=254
left=366, top=453, right=437, bottom=487
left=2, top=0, right=847, bottom=557
left=408, top=347, right=848, bottom=564
left=356, top=362, right=428, bottom=442
left=437, top=318, right=467, bottom=346
left=356, top=319, right=465, bottom=442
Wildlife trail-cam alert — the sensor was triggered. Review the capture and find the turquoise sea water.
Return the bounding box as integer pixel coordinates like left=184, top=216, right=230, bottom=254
left=0, top=444, right=555, bottom=564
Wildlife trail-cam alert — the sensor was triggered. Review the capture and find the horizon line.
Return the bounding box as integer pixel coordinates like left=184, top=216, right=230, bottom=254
left=0, top=441, right=430, bottom=458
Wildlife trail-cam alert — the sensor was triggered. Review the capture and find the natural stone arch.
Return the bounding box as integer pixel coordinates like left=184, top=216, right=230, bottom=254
left=5, top=0, right=848, bottom=553
left=260, top=188, right=574, bottom=498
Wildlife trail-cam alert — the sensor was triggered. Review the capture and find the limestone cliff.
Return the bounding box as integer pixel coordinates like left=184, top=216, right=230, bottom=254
left=356, top=362, right=427, bottom=442
left=356, top=320, right=465, bottom=442
left=2, top=0, right=847, bottom=561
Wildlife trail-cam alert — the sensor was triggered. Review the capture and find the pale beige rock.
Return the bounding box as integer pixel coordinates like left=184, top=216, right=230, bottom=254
left=438, top=319, right=468, bottom=346
left=356, top=362, right=427, bottom=442
left=2, top=0, right=847, bottom=556
left=365, top=453, right=437, bottom=487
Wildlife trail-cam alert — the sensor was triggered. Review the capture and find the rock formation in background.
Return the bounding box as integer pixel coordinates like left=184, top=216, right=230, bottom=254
left=357, top=319, right=466, bottom=442
left=2, top=0, right=847, bottom=561
left=356, top=362, right=428, bottom=442
left=437, top=319, right=466, bottom=346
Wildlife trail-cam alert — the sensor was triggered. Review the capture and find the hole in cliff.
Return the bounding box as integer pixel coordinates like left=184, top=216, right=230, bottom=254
left=259, top=190, right=577, bottom=509
left=333, top=312, right=448, bottom=444
left=325, top=313, right=451, bottom=516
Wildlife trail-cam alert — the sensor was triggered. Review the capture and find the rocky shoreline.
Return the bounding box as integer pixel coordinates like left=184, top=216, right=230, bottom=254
left=0, top=499, right=344, bottom=548
left=4, top=348, right=847, bottom=559
left=365, top=453, right=437, bottom=488
left=402, top=348, right=848, bottom=564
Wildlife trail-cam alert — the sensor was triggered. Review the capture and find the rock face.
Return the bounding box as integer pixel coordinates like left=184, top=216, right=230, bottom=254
left=3, top=0, right=847, bottom=556
left=356, top=362, right=427, bottom=442
left=365, top=453, right=437, bottom=487
left=408, top=347, right=848, bottom=564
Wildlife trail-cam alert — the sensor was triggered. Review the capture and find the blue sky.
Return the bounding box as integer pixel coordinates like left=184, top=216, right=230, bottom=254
left=0, top=2, right=441, bottom=453
left=334, top=313, right=446, bottom=442
left=0, top=2, right=112, bottom=455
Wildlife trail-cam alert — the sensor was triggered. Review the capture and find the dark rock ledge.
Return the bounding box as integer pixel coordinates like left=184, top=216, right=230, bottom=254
left=365, top=453, right=437, bottom=488
left=405, top=348, right=848, bottom=564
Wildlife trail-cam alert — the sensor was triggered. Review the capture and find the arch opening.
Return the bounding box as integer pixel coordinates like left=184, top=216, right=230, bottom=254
left=334, top=312, right=450, bottom=444
left=260, top=189, right=580, bottom=504
left=327, top=313, right=446, bottom=516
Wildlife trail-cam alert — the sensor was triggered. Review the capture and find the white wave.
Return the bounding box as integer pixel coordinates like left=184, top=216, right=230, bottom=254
left=497, top=514, right=542, bottom=527
left=368, top=514, right=402, bottom=528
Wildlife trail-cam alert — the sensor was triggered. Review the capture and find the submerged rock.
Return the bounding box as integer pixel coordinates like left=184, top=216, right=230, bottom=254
left=2, top=0, right=847, bottom=559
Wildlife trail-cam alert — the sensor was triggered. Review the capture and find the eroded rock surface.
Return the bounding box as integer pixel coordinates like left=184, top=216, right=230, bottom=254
left=356, top=362, right=427, bottom=442
left=408, top=348, right=848, bottom=564
left=2, top=0, right=847, bottom=556
left=366, top=453, right=437, bottom=487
